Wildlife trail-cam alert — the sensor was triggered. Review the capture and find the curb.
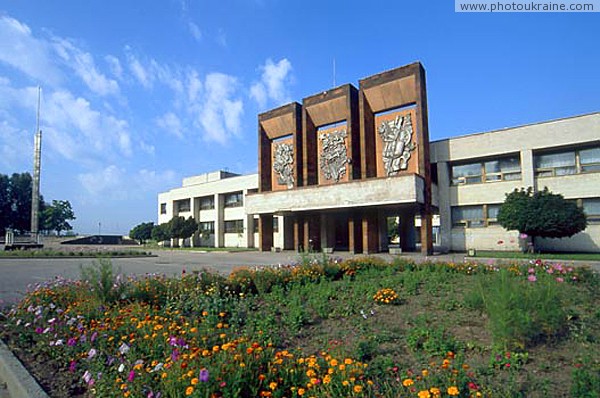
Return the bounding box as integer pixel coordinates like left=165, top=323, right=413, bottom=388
left=0, top=340, right=48, bottom=398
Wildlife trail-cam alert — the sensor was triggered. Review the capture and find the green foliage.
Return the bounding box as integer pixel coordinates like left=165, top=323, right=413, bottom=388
left=41, top=199, right=76, bottom=235
left=497, top=187, right=587, bottom=242
left=571, top=359, right=600, bottom=398
left=129, top=221, right=154, bottom=244
left=0, top=172, right=43, bottom=233
left=467, top=269, right=569, bottom=350
left=167, top=216, right=198, bottom=243
left=80, top=258, right=127, bottom=305
left=151, top=222, right=170, bottom=242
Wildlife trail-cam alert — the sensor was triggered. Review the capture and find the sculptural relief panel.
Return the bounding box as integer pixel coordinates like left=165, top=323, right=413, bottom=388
left=374, top=109, right=418, bottom=178
left=271, top=136, right=295, bottom=191
left=317, top=124, right=350, bottom=185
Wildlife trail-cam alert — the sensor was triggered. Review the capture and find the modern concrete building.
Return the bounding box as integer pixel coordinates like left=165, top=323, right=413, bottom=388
left=157, top=170, right=285, bottom=248
left=431, top=112, right=600, bottom=253
left=159, top=63, right=599, bottom=253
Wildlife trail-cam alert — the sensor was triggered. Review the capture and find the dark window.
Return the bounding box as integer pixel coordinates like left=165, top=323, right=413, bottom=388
left=175, top=199, right=191, bottom=212
left=535, top=145, right=600, bottom=177
left=583, top=198, right=600, bottom=221
left=224, top=220, right=244, bottom=233
left=160, top=203, right=167, bottom=214
left=224, top=192, right=243, bottom=208
left=199, top=196, right=215, bottom=210
left=199, top=221, right=215, bottom=234
left=253, top=219, right=259, bottom=233
left=451, top=155, right=521, bottom=185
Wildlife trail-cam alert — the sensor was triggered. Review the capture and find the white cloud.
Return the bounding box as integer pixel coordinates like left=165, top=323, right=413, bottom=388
left=78, top=166, right=177, bottom=202
left=188, top=22, right=202, bottom=42
left=39, top=88, right=132, bottom=161
left=52, top=38, right=120, bottom=96
left=0, top=15, right=62, bottom=85
left=156, top=112, right=183, bottom=138
left=197, top=73, right=243, bottom=144
left=187, top=69, right=202, bottom=102
left=250, top=58, right=293, bottom=108
left=105, top=55, right=123, bottom=79
left=216, top=28, right=227, bottom=47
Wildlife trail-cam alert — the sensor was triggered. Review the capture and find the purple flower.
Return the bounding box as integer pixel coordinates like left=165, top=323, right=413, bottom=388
left=69, top=361, right=77, bottom=373
left=91, top=331, right=98, bottom=342
left=119, top=343, right=130, bottom=355
left=88, top=348, right=97, bottom=359
left=67, top=337, right=77, bottom=346
left=170, top=349, right=180, bottom=362
left=83, top=370, right=92, bottom=383
left=128, top=370, right=135, bottom=382
left=199, top=368, right=209, bottom=382
left=35, top=327, right=43, bottom=334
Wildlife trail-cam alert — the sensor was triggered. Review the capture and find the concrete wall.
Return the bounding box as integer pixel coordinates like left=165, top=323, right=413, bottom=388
left=432, top=112, right=600, bottom=253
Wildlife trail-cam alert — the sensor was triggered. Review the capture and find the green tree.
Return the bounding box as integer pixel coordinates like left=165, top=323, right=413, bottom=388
left=151, top=223, right=170, bottom=243
left=0, top=172, right=45, bottom=233
left=41, top=200, right=76, bottom=235
left=168, top=216, right=198, bottom=246
left=497, top=187, right=587, bottom=251
left=129, top=222, right=155, bottom=244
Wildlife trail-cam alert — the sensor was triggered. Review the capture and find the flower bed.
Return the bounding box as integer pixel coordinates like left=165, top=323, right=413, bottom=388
left=1, top=256, right=599, bottom=397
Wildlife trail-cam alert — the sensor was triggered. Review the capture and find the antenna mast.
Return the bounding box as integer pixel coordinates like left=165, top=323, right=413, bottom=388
left=31, top=87, right=42, bottom=241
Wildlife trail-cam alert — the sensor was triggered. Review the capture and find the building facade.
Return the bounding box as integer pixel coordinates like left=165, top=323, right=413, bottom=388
left=431, top=112, right=600, bottom=253
left=158, top=63, right=600, bottom=253
left=157, top=170, right=285, bottom=248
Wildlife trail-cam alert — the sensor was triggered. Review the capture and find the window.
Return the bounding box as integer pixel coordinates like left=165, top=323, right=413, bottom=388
left=273, top=217, right=279, bottom=233
left=487, top=204, right=501, bottom=224
left=175, top=199, right=190, bottom=212
left=452, top=206, right=485, bottom=227
left=224, top=220, right=244, bottom=233
left=199, top=221, right=215, bottom=234
left=535, top=145, right=600, bottom=177
left=580, top=147, right=600, bottom=172
left=452, top=204, right=502, bottom=227
left=535, top=151, right=576, bottom=176
left=451, top=155, right=521, bottom=185
left=199, top=196, right=214, bottom=210
left=583, top=198, right=600, bottom=221
left=224, top=192, right=243, bottom=208
left=160, top=203, right=167, bottom=214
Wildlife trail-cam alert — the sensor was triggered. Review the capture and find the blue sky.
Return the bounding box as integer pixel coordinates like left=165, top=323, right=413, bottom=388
left=0, top=1, right=598, bottom=235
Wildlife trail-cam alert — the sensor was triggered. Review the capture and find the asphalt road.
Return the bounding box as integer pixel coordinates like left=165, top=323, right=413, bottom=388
left=1, top=249, right=598, bottom=306
left=0, top=250, right=303, bottom=305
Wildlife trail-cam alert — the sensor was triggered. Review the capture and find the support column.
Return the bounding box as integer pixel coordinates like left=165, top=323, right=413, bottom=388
left=420, top=209, right=433, bottom=256
left=362, top=210, right=379, bottom=254
left=521, top=149, right=535, bottom=190
left=259, top=214, right=274, bottom=252
left=399, top=211, right=417, bottom=252
left=437, top=162, right=452, bottom=251
left=303, top=216, right=321, bottom=252
left=294, top=215, right=304, bottom=252
left=348, top=212, right=363, bottom=254
left=214, top=194, right=224, bottom=248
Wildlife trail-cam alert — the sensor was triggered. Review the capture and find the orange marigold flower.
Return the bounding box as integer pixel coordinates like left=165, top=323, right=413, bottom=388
left=344, top=358, right=353, bottom=365
left=298, top=387, right=306, bottom=396
left=402, top=378, right=414, bottom=387
left=185, top=386, right=194, bottom=396
left=353, top=385, right=363, bottom=393
left=269, top=382, right=277, bottom=390
left=447, top=386, right=459, bottom=396
left=258, top=374, right=266, bottom=381
left=191, top=378, right=199, bottom=385
left=418, top=391, right=431, bottom=398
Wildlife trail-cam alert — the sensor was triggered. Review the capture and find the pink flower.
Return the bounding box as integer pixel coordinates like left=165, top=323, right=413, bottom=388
left=69, top=361, right=76, bottom=373
left=556, top=277, right=564, bottom=283
left=528, top=275, right=537, bottom=282
left=528, top=268, right=535, bottom=274
left=128, top=370, right=135, bottom=382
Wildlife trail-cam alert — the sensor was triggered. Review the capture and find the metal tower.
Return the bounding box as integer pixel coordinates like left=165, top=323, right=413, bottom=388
left=31, top=87, right=42, bottom=242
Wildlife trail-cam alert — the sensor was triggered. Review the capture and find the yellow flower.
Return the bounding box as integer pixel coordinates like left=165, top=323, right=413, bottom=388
left=330, top=359, right=338, bottom=367
left=429, top=387, right=441, bottom=397
left=298, top=388, right=306, bottom=396
left=418, top=391, right=431, bottom=398
left=402, top=378, right=414, bottom=387
left=447, top=386, right=460, bottom=396
left=191, top=378, right=198, bottom=385
left=323, top=375, right=331, bottom=384
left=269, top=382, right=278, bottom=390
left=422, top=369, right=429, bottom=377
left=344, top=358, right=353, bottom=365
left=342, top=380, right=350, bottom=386
left=185, top=386, right=194, bottom=396
left=353, top=385, right=363, bottom=393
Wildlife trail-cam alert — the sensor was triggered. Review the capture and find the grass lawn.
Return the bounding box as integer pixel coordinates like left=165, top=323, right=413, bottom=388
left=474, top=250, right=600, bottom=262
left=1, top=256, right=598, bottom=397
